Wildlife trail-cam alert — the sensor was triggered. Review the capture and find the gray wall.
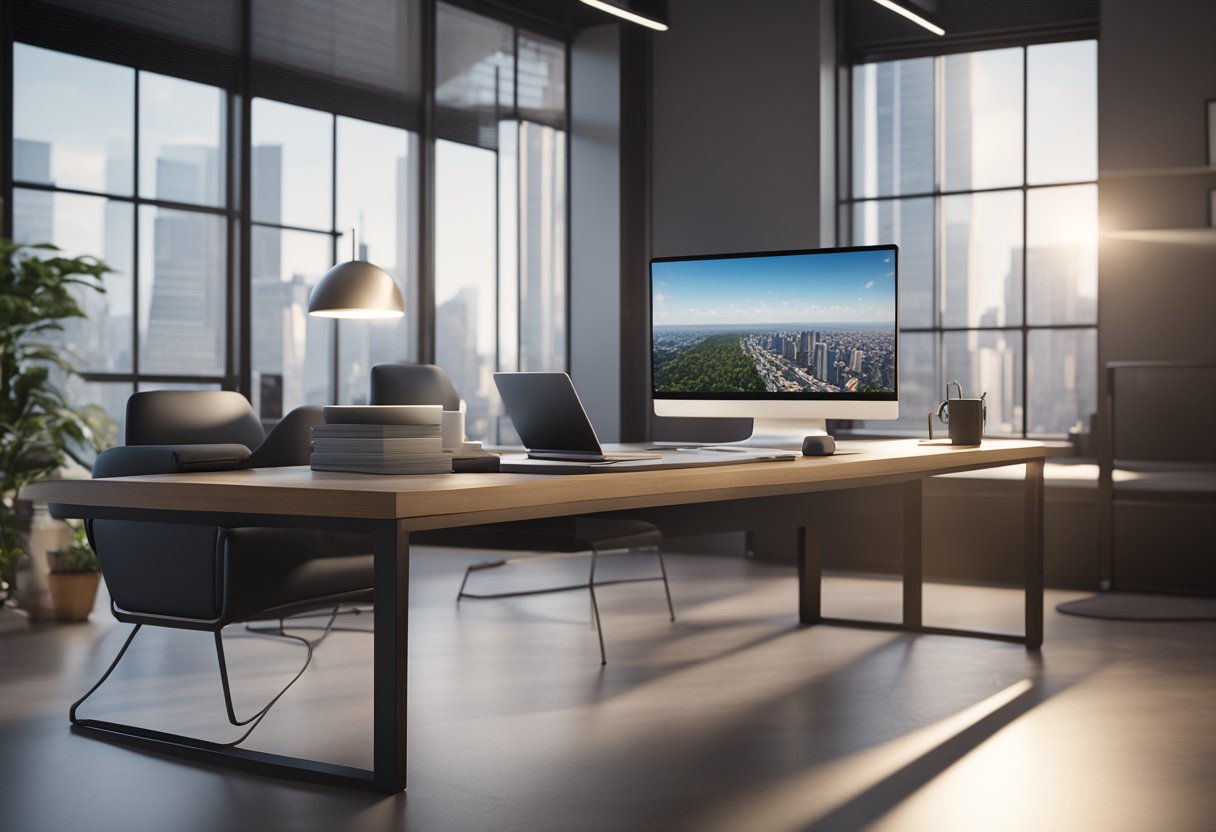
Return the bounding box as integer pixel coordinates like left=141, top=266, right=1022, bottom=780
left=1098, top=0, right=1216, bottom=413
left=648, top=0, right=837, bottom=441
left=1097, top=0, right=1216, bottom=591
left=650, top=0, right=836, bottom=258
left=570, top=1, right=838, bottom=444
left=569, top=24, right=623, bottom=441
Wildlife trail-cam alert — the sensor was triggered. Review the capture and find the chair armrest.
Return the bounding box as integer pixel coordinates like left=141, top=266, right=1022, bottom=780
left=246, top=405, right=325, bottom=468
left=92, top=444, right=252, bottom=478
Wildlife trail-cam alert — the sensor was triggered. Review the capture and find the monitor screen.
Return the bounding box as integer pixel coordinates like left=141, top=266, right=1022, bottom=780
left=650, top=245, right=898, bottom=409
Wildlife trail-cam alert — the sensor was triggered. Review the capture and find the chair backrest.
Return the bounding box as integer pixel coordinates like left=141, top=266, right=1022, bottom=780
left=125, top=390, right=265, bottom=448
left=1108, top=363, right=1216, bottom=464
left=370, top=363, right=462, bottom=410
left=245, top=406, right=325, bottom=468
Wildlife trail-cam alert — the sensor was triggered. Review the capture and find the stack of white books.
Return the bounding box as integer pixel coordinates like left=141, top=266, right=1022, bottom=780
left=310, top=405, right=453, bottom=475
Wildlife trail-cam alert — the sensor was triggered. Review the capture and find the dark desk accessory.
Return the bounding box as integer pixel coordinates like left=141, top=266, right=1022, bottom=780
left=927, top=381, right=986, bottom=446
left=452, top=452, right=500, bottom=473
left=801, top=435, right=836, bottom=456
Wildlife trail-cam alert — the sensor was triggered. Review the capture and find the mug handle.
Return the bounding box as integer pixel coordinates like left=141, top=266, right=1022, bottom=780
left=928, top=398, right=951, bottom=440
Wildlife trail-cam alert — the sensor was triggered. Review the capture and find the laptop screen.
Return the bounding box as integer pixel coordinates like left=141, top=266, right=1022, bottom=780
left=494, top=372, right=604, bottom=456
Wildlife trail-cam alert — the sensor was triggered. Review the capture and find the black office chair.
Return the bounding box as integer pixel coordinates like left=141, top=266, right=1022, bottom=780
left=370, top=363, right=675, bottom=664
left=72, top=391, right=374, bottom=744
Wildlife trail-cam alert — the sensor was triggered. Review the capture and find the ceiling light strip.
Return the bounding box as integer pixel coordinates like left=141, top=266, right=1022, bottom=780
left=578, top=0, right=669, bottom=32
left=868, top=0, right=945, bottom=36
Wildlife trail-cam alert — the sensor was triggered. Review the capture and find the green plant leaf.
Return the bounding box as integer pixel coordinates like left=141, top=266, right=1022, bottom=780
left=0, top=239, right=114, bottom=594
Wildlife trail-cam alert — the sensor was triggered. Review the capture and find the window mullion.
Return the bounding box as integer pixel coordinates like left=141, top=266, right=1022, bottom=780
left=1020, top=46, right=1030, bottom=437
left=132, top=69, right=141, bottom=389
left=330, top=113, right=340, bottom=404
left=846, top=44, right=1096, bottom=437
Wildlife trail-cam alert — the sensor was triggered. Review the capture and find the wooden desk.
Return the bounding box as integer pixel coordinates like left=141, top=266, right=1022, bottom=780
left=26, top=438, right=1044, bottom=794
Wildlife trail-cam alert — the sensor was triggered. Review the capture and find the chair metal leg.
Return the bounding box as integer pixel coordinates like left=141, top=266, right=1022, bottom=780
left=214, top=627, right=314, bottom=740
left=457, top=545, right=676, bottom=665
left=588, top=548, right=606, bottom=665
left=655, top=548, right=676, bottom=622
left=69, top=623, right=143, bottom=725
left=70, top=616, right=326, bottom=748
left=456, top=559, right=507, bottom=602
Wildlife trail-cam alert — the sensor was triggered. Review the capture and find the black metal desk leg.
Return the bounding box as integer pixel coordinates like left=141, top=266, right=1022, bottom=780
left=1024, top=459, right=1045, bottom=649
left=797, top=526, right=822, bottom=624
left=373, top=520, right=409, bottom=793
left=903, top=479, right=923, bottom=628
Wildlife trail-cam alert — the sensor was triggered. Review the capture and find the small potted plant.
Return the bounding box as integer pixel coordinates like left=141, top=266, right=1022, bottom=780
left=0, top=238, right=111, bottom=614
left=46, top=522, right=101, bottom=622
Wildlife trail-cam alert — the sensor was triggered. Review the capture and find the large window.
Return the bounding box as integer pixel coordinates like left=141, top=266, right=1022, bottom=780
left=7, top=2, right=568, bottom=445
left=250, top=100, right=417, bottom=418
left=12, top=44, right=231, bottom=439
left=845, top=41, right=1097, bottom=437
left=434, top=4, right=567, bottom=442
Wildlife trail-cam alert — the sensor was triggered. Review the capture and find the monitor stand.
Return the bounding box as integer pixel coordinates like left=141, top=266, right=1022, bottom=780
left=700, top=417, right=827, bottom=453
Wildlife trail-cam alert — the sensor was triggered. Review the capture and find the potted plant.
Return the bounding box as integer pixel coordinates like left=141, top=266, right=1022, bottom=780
left=0, top=238, right=113, bottom=611
left=46, top=521, right=101, bottom=621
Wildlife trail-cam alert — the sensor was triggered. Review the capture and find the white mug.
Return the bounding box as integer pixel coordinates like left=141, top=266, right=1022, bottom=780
left=441, top=409, right=465, bottom=452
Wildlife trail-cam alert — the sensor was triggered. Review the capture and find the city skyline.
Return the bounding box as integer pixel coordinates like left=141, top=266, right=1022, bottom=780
left=654, top=325, right=896, bottom=396
left=11, top=42, right=563, bottom=446
left=10, top=43, right=1095, bottom=439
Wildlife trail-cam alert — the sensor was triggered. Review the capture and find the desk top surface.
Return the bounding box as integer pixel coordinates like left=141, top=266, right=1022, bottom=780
left=25, top=439, right=1043, bottom=528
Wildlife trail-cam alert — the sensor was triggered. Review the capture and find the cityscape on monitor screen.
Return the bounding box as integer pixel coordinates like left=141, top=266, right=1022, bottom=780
left=652, top=250, right=896, bottom=395
left=654, top=326, right=895, bottom=394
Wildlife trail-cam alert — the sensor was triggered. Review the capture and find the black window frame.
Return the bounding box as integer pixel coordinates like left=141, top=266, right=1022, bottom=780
left=838, top=39, right=1100, bottom=439
left=0, top=0, right=571, bottom=422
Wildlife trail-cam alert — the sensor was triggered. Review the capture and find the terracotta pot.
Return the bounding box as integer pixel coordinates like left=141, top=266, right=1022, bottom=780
left=47, top=572, right=101, bottom=622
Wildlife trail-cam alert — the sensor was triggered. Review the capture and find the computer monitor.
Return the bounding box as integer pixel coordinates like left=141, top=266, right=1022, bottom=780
left=650, top=244, right=898, bottom=446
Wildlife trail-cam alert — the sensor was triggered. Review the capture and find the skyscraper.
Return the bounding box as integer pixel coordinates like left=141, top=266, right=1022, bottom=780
left=12, top=139, right=53, bottom=241
left=436, top=287, right=486, bottom=436
left=249, top=144, right=292, bottom=418
left=519, top=122, right=566, bottom=371
left=814, top=343, right=828, bottom=381
left=1022, top=245, right=1096, bottom=434
left=141, top=146, right=225, bottom=376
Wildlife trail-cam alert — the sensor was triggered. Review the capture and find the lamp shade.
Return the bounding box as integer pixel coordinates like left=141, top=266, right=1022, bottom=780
left=307, top=261, right=405, bottom=319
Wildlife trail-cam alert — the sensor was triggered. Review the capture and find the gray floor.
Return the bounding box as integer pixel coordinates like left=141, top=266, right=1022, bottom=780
left=2, top=548, right=1214, bottom=832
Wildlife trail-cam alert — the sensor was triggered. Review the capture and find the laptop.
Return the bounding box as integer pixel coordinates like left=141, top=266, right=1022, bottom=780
left=493, top=372, right=660, bottom=462
left=493, top=372, right=796, bottom=473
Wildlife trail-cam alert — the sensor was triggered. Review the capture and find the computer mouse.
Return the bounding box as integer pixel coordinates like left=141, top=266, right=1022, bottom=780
left=801, top=435, right=836, bottom=456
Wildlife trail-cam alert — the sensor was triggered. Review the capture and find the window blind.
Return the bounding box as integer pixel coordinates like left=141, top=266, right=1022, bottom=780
left=14, top=0, right=425, bottom=131
left=251, top=0, right=422, bottom=130
left=13, top=0, right=241, bottom=87
left=845, top=0, right=1099, bottom=64
left=435, top=2, right=515, bottom=149
left=434, top=4, right=567, bottom=150
left=517, top=33, right=566, bottom=129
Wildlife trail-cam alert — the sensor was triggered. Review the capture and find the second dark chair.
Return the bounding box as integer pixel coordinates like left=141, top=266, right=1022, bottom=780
left=370, top=363, right=675, bottom=664
left=74, top=391, right=374, bottom=744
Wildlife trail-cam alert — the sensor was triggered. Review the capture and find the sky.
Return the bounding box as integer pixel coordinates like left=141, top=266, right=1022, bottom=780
left=850, top=43, right=1097, bottom=324
left=652, top=248, right=897, bottom=326
left=14, top=42, right=516, bottom=357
